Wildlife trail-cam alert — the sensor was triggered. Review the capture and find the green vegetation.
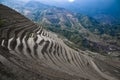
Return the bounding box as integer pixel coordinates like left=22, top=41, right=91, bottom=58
left=77, top=14, right=120, bottom=39
left=44, top=25, right=118, bottom=55
left=64, top=17, right=72, bottom=28
left=64, top=41, right=79, bottom=51
left=0, top=19, right=6, bottom=27
left=45, top=26, right=87, bottom=50
left=29, top=32, right=37, bottom=38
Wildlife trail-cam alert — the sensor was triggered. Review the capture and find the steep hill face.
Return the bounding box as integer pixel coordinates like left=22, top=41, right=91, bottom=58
left=0, top=4, right=120, bottom=80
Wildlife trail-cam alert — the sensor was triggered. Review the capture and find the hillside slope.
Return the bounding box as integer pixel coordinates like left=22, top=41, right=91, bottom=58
left=0, top=4, right=120, bottom=80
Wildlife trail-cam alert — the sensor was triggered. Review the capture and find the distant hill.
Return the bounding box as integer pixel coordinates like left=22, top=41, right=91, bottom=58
left=45, top=0, right=120, bottom=24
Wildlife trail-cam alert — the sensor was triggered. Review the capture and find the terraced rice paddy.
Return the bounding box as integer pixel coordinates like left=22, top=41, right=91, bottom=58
left=0, top=4, right=120, bottom=80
